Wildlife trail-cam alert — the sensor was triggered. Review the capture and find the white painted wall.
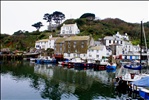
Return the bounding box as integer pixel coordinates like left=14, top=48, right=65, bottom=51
left=87, top=46, right=107, bottom=60
left=60, top=23, right=80, bottom=35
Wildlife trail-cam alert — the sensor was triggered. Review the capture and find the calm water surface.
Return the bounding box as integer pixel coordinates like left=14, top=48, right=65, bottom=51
left=1, top=60, right=129, bottom=100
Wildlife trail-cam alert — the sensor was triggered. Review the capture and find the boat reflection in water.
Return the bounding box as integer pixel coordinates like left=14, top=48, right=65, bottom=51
left=33, top=63, right=116, bottom=99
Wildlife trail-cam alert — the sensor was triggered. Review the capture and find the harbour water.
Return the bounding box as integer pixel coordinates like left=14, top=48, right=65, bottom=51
left=1, top=60, right=139, bottom=100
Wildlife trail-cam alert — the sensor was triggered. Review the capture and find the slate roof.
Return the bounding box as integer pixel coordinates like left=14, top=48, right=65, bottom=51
left=36, top=39, right=49, bottom=42
left=88, top=45, right=105, bottom=50
left=104, top=36, right=122, bottom=41
left=65, top=36, right=90, bottom=41
left=55, top=38, right=67, bottom=43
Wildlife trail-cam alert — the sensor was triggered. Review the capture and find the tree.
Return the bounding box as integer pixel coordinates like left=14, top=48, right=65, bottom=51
left=32, top=22, right=43, bottom=31
left=13, top=30, right=24, bottom=35
left=52, top=11, right=65, bottom=25
left=43, top=13, right=53, bottom=31
left=80, top=13, right=95, bottom=20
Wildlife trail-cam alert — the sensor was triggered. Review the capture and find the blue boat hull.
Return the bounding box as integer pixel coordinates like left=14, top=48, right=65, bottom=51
left=139, top=89, right=149, bottom=99
left=36, top=59, right=56, bottom=64
left=106, top=65, right=116, bottom=70
left=124, top=65, right=141, bottom=70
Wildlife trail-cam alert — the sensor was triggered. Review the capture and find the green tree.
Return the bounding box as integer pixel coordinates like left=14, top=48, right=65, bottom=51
left=32, top=22, right=43, bottom=31
left=80, top=13, right=95, bottom=20
left=43, top=13, right=53, bottom=31
left=52, top=11, right=65, bottom=25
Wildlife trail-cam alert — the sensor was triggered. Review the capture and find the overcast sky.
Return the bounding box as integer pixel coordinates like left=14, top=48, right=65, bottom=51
left=1, top=1, right=149, bottom=35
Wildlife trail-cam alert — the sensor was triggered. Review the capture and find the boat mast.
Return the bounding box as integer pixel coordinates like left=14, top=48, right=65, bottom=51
left=142, top=22, right=149, bottom=67
left=140, top=21, right=143, bottom=72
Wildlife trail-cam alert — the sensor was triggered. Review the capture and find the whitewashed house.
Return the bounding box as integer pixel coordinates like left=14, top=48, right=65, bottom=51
left=103, top=36, right=124, bottom=46
left=35, top=39, right=49, bottom=50
left=60, top=23, right=80, bottom=35
left=133, top=45, right=140, bottom=53
left=87, top=45, right=107, bottom=61
left=109, top=44, right=123, bottom=58
left=48, top=35, right=59, bottom=49
left=35, top=35, right=58, bottom=50
left=103, top=32, right=130, bottom=47
left=122, top=41, right=133, bottom=54
left=105, top=46, right=112, bottom=57
left=114, top=32, right=129, bottom=41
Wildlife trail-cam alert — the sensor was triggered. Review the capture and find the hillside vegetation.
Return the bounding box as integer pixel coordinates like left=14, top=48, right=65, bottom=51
left=1, top=18, right=149, bottom=51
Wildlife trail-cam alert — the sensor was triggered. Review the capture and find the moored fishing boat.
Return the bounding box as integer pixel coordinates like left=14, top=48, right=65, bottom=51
left=129, top=76, right=149, bottom=99
left=123, top=61, right=142, bottom=70
left=72, top=57, right=86, bottom=70
left=93, top=59, right=108, bottom=71
left=85, top=59, right=96, bottom=69
left=35, top=56, right=56, bottom=64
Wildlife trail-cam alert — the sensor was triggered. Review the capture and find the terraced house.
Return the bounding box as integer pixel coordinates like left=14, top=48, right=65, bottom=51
left=54, top=37, right=67, bottom=55
left=35, top=35, right=58, bottom=50
left=35, top=39, right=49, bottom=50
left=87, top=45, right=107, bottom=61
left=64, top=36, right=94, bottom=59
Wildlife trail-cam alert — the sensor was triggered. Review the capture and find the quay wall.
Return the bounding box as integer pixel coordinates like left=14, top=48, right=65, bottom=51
left=0, top=54, right=23, bottom=60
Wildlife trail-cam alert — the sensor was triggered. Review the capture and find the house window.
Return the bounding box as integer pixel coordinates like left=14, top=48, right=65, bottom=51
left=96, top=50, right=99, bottom=53
left=109, top=40, right=111, bottom=43
left=66, top=26, right=69, bottom=30
left=77, top=54, right=80, bottom=57
left=60, top=48, right=62, bottom=52
left=113, top=41, right=115, bottom=43
left=69, top=30, right=72, bottom=34
left=75, top=49, right=77, bottom=53
left=68, top=54, right=70, bottom=57
left=74, top=42, right=76, bottom=44
left=62, top=30, right=65, bottom=34
left=96, top=55, right=99, bottom=58
left=121, top=41, right=122, bottom=44
left=89, top=55, right=92, bottom=57
left=81, top=45, right=84, bottom=48
left=60, top=43, right=62, bottom=47
left=82, top=42, right=84, bottom=44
